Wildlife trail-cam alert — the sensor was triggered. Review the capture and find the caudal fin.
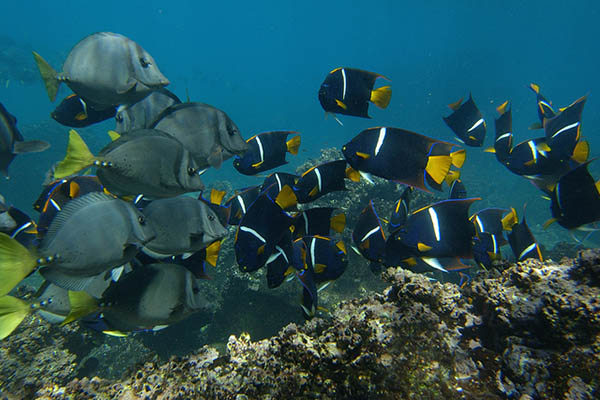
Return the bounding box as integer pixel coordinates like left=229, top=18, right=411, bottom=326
left=286, top=135, right=301, bottom=155
left=0, top=295, right=31, bottom=339
left=425, top=155, right=452, bottom=185
left=450, top=149, right=466, bottom=168
left=61, top=291, right=98, bottom=326
left=54, top=130, right=96, bottom=179
left=370, top=86, right=392, bottom=109
left=0, top=233, right=38, bottom=297
left=32, top=51, right=60, bottom=102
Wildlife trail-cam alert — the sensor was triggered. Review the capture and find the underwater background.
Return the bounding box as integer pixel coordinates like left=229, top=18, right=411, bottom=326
left=1, top=1, right=600, bottom=399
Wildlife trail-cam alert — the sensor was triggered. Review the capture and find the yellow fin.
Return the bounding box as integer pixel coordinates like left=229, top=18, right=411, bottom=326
left=0, top=233, right=38, bottom=297
left=32, top=51, right=59, bottom=102
left=309, top=185, right=319, bottom=198
left=75, top=112, right=87, bottom=121
left=335, top=99, right=347, bottom=110
left=425, top=155, right=452, bottom=185
left=314, top=264, right=327, bottom=274
left=61, top=291, right=98, bottom=326
left=370, top=85, right=392, bottom=108
left=69, top=181, right=80, bottom=198
left=210, top=189, right=226, bottom=205
left=330, top=213, right=346, bottom=233
left=418, top=243, right=433, bottom=252
left=536, top=142, right=551, bottom=152
left=355, top=151, right=370, bottom=159
left=54, top=130, right=96, bottom=179
left=484, top=147, right=496, bottom=153
left=496, top=100, right=509, bottom=115
left=205, top=240, right=222, bottom=267
left=445, top=170, right=461, bottom=186
left=524, top=159, right=536, bottom=166
left=275, top=185, right=297, bottom=210
left=448, top=97, right=463, bottom=111
left=402, top=257, right=417, bottom=267
left=0, top=295, right=31, bottom=340
left=450, top=149, right=466, bottom=168
left=502, top=208, right=518, bottom=231
left=571, top=140, right=589, bottom=164
left=107, top=130, right=121, bottom=141
left=543, top=218, right=557, bottom=229
left=345, top=167, right=360, bottom=182
left=257, top=244, right=265, bottom=255
left=286, top=135, right=301, bottom=155
left=251, top=160, right=264, bottom=168
left=335, top=240, right=346, bottom=254
left=529, top=83, right=540, bottom=94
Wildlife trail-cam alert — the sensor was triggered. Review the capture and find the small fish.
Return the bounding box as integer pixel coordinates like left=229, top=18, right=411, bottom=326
left=472, top=231, right=503, bottom=269
left=470, top=208, right=515, bottom=243
left=33, top=32, right=169, bottom=108
left=260, top=172, right=299, bottom=198
left=233, top=131, right=301, bottom=175
left=529, top=83, right=555, bottom=129
left=141, top=196, right=228, bottom=258
left=318, top=67, right=391, bottom=121
left=353, top=200, right=387, bottom=264
left=114, top=88, right=181, bottom=133
left=303, top=235, right=347, bottom=284
left=62, top=263, right=212, bottom=334
left=234, top=185, right=298, bottom=272
left=33, top=175, right=104, bottom=238
left=443, top=94, right=486, bottom=147
left=293, top=160, right=359, bottom=203
left=293, top=239, right=318, bottom=319
left=389, top=186, right=413, bottom=232
left=543, top=95, right=586, bottom=160
left=51, top=94, right=116, bottom=127
left=150, top=102, right=248, bottom=169
left=54, top=129, right=205, bottom=199
left=0, top=102, right=50, bottom=177
left=485, top=100, right=513, bottom=164
left=507, top=212, right=543, bottom=262
left=546, top=161, right=600, bottom=230
left=292, top=207, right=345, bottom=238
left=0, top=192, right=154, bottom=296
left=342, top=127, right=465, bottom=192
left=0, top=203, right=37, bottom=247
left=225, top=186, right=261, bottom=225
left=265, top=231, right=296, bottom=289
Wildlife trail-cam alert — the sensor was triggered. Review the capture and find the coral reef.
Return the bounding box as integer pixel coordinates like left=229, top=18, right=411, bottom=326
left=17, top=250, right=599, bottom=399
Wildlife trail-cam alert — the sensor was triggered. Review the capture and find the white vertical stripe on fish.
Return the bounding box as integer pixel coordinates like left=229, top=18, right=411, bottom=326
left=315, top=168, right=322, bottom=193
left=240, top=226, right=267, bottom=243
left=341, top=68, right=347, bottom=100
left=428, top=207, right=441, bottom=241
left=237, top=195, right=247, bottom=214
left=255, top=136, right=265, bottom=163
left=519, top=243, right=537, bottom=260
left=375, top=127, right=386, bottom=156
left=467, top=118, right=485, bottom=132
left=360, top=226, right=380, bottom=242
left=551, top=122, right=580, bottom=139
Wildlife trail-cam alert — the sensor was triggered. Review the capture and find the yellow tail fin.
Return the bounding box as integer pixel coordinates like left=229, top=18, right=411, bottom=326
left=32, top=51, right=59, bottom=102
left=450, top=149, right=466, bottom=168
left=61, top=291, right=98, bottom=326
left=502, top=208, right=519, bottom=231
left=330, top=213, right=346, bottom=233
left=425, top=155, right=452, bottom=185
left=0, top=233, right=38, bottom=297
left=210, top=189, right=226, bottom=205
left=370, top=86, right=392, bottom=108
left=54, top=130, right=96, bottom=179
left=0, top=296, right=31, bottom=340
left=445, top=170, right=461, bottom=186
left=345, top=167, right=360, bottom=182
left=286, top=135, right=301, bottom=155
left=496, top=101, right=509, bottom=115
left=275, top=185, right=298, bottom=210
left=205, top=240, right=222, bottom=267
left=571, top=140, right=589, bottom=164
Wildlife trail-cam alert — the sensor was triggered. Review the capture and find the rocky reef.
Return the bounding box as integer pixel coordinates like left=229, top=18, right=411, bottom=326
left=1, top=249, right=594, bottom=399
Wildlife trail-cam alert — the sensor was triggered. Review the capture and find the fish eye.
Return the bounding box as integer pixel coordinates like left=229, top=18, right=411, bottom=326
left=139, top=58, right=151, bottom=68
left=138, top=215, right=146, bottom=225
left=188, top=167, right=197, bottom=176
left=208, top=215, right=215, bottom=221
left=115, top=113, right=123, bottom=122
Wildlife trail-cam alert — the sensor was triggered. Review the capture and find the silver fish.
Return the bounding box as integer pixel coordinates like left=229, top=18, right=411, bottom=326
left=151, top=102, right=248, bottom=168
left=33, top=32, right=169, bottom=108
left=114, top=88, right=181, bottom=133
left=142, top=196, right=228, bottom=257
left=38, top=192, right=154, bottom=291
left=0, top=102, right=50, bottom=177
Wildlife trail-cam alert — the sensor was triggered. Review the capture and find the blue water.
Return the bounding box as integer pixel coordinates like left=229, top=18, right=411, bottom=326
left=2, top=2, right=600, bottom=245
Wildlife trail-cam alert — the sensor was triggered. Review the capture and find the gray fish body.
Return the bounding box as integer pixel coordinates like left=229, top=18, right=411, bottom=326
left=97, top=129, right=205, bottom=198
left=60, top=32, right=169, bottom=108
left=142, top=196, right=228, bottom=256
left=101, top=263, right=211, bottom=331
left=0, top=102, right=49, bottom=176
left=151, top=102, right=248, bottom=169
left=39, top=192, right=154, bottom=290
left=114, top=88, right=181, bottom=133
left=0, top=196, right=16, bottom=232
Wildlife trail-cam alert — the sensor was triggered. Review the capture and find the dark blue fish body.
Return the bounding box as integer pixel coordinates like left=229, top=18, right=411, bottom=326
left=507, top=216, right=542, bottom=262
left=353, top=200, right=386, bottom=263
left=302, top=235, right=347, bottom=284
left=293, top=160, right=351, bottom=203
left=233, top=131, right=300, bottom=175
left=260, top=172, right=299, bottom=198
left=225, top=186, right=261, bottom=225
left=389, top=187, right=413, bottom=232
left=491, top=101, right=513, bottom=163
left=52, top=94, right=116, bottom=127
left=292, top=207, right=344, bottom=238
left=543, top=96, right=586, bottom=160
left=529, top=83, right=556, bottom=125
left=443, top=94, right=486, bottom=147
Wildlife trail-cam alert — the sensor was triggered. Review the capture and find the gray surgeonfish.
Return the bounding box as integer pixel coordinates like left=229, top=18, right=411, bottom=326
left=0, top=102, right=50, bottom=177
left=114, top=88, right=181, bottom=134
left=64, top=263, right=213, bottom=334
left=54, top=129, right=206, bottom=198
left=150, top=102, right=248, bottom=169
left=142, top=196, right=229, bottom=257
left=33, top=32, right=169, bottom=108
left=0, top=192, right=154, bottom=296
